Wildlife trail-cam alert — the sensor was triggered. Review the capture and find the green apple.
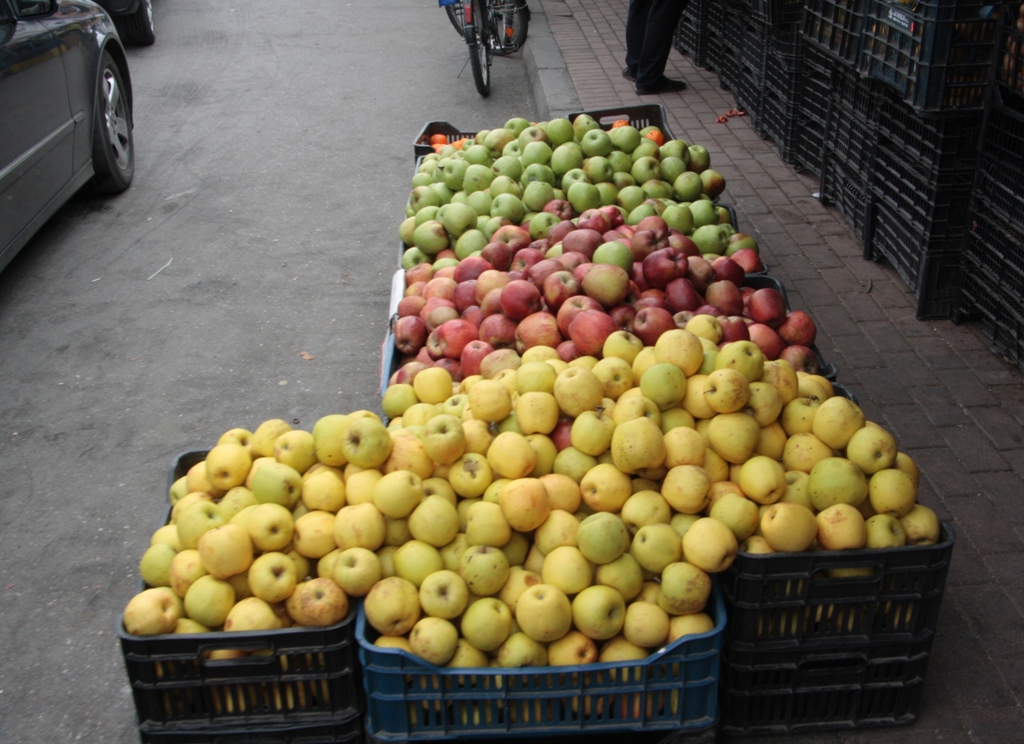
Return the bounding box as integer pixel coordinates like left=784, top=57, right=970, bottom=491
left=658, top=561, right=711, bottom=615
left=576, top=512, right=630, bottom=565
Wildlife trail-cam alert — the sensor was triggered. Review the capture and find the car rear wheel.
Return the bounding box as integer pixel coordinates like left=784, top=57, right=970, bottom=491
left=116, top=0, right=155, bottom=46
left=90, top=52, right=134, bottom=194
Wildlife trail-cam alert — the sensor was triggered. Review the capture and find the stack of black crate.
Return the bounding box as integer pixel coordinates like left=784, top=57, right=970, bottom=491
left=856, top=0, right=998, bottom=319
left=957, top=4, right=1024, bottom=371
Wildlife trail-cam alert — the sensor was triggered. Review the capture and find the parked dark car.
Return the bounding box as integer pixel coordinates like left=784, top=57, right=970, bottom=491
left=95, top=0, right=152, bottom=46
left=0, top=0, right=134, bottom=272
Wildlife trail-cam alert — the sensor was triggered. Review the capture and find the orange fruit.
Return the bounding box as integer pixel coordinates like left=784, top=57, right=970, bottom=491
left=611, top=119, right=630, bottom=129
left=645, top=129, right=665, bottom=146
left=429, top=133, right=448, bottom=146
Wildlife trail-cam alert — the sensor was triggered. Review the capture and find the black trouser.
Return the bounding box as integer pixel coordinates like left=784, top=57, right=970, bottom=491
left=624, top=0, right=688, bottom=89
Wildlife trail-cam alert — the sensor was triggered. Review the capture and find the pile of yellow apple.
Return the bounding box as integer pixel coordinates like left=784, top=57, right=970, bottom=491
left=123, top=322, right=940, bottom=671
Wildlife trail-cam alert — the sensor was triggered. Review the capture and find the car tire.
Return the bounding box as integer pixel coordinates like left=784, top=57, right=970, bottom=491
left=116, top=0, right=155, bottom=46
left=90, top=52, right=134, bottom=194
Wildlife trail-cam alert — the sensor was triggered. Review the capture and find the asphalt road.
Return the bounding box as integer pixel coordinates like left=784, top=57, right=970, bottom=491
left=0, top=2, right=537, bottom=740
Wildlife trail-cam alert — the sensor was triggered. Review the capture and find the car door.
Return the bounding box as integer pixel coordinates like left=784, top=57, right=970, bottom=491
left=0, top=0, right=75, bottom=262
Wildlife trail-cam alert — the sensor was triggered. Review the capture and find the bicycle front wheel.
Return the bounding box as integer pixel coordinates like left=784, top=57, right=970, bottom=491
left=467, top=0, right=491, bottom=97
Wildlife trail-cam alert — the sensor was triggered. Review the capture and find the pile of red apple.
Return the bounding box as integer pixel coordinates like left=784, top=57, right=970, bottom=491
left=391, top=209, right=821, bottom=388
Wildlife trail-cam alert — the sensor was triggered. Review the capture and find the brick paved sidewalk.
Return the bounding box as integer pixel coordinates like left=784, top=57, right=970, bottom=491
left=530, top=1, right=1024, bottom=741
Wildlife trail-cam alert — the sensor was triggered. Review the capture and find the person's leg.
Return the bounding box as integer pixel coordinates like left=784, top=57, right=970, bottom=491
left=634, top=0, right=688, bottom=90
left=624, top=0, right=654, bottom=80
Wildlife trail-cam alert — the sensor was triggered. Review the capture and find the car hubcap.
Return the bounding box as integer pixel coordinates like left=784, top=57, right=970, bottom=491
left=103, top=69, right=131, bottom=171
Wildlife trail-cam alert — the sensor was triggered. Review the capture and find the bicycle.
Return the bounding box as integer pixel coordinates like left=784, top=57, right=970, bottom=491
left=441, top=0, right=530, bottom=97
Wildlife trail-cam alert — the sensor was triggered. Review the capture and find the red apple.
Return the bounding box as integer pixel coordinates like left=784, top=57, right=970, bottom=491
left=599, top=204, right=625, bottom=229
left=557, top=339, right=580, bottom=362
left=747, top=287, right=788, bottom=329
left=480, top=348, right=522, bottom=379
left=480, top=287, right=505, bottom=317
left=557, top=251, right=588, bottom=273
left=434, top=266, right=456, bottom=280
left=582, top=263, right=631, bottom=308
left=435, top=249, right=457, bottom=262
left=453, top=256, right=494, bottom=284
left=423, top=277, right=457, bottom=303
left=527, top=258, right=564, bottom=290
left=433, top=319, right=479, bottom=360
left=609, top=304, right=637, bottom=331
left=616, top=224, right=636, bottom=240
left=481, top=242, right=514, bottom=271
left=397, top=295, right=427, bottom=318
left=747, top=323, right=786, bottom=360
left=667, top=233, right=702, bottom=258
left=500, top=279, right=543, bottom=321
left=405, top=263, right=434, bottom=287
left=631, top=262, right=650, bottom=293
left=461, top=305, right=483, bottom=328
left=664, top=277, right=704, bottom=314
left=779, top=344, right=821, bottom=375
left=777, top=309, right=817, bottom=346
left=528, top=238, right=550, bottom=254
left=561, top=228, right=604, bottom=259
left=394, top=316, right=428, bottom=356
left=632, top=306, right=677, bottom=346
left=686, top=256, right=717, bottom=293
left=704, top=280, right=744, bottom=316
left=515, top=312, right=562, bottom=354
left=491, top=224, right=532, bottom=251
left=475, top=270, right=511, bottom=303
left=694, top=304, right=724, bottom=317
left=507, top=270, right=527, bottom=282
left=543, top=200, right=575, bottom=221
left=454, top=280, right=479, bottom=313
left=511, top=247, right=546, bottom=273
left=414, top=346, right=433, bottom=366
left=577, top=209, right=611, bottom=234
left=393, top=361, right=429, bottom=385
left=573, top=262, right=595, bottom=284
left=719, top=315, right=751, bottom=342
left=460, top=340, right=495, bottom=377
left=557, top=295, right=603, bottom=337
left=432, top=357, right=462, bottom=381
left=711, top=256, right=745, bottom=286
left=405, top=281, right=427, bottom=298
left=551, top=417, right=574, bottom=451
left=543, top=270, right=581, bottom=311
left=547, top=219, right=577, bottom=245
left=673, top=311, right=695, bottom=328
left=420, top=296, right=456, bottom=322
left=424, top=304, right=459, bottom=332
left=478, top=313, right=518, bottom=349
left=630, top=229, right=662, bottom=262
left=568, top=309, right=619, bottom=357
left=729, top=247, right=764, bottom=274
left=643, top=247, right=688, bottom=289
left=637, top=215, right=669, bottom=241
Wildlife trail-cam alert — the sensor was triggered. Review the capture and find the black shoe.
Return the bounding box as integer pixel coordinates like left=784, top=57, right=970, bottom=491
left=636, top=76, right=687, bottom=94
left=622, top=67, right=636, bottom=82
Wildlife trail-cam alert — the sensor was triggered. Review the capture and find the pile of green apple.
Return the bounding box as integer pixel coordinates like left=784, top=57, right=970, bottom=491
left=399, top=115, right=745, bottom=269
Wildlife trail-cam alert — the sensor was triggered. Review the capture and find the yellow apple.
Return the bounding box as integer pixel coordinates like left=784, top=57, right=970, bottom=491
left=486, top=431, right=538, bottom=480
left=553, top=367, right=605, bottom=417
left=663, top=426, right=706, bottom=468
left=681, top=517, right=738, bottom=573
left=461, top=597, right=512, bottom=652
left=311, top=414, right=350, bottom=467
left=865, top=514, right=907, bottom=548
left=534, top=509, right=579, bottom=554
left=811, top=395, right=866, bottom=450
left=373, top=470, right=424, bottom=519
left=610, top=415, right=666, bottom=474
left=341, top=417, right=394, bottom=469
left=709, top=493, right=760, bottom=541
left=653, top=328, right=704, bottom=375
left=631, top=345, right=659, bottom=380
left=248, top=551, right=298, bottom=603
left=413, top=366, right=455, bottom=405
left=364, top=575, right=421, bottom=635
left=706, top=411, right=761, bottom=464
left=640, top=362, right=687, bottom=411
left=668, top=613, right=715, bottom=642
left=197, top=523, right=254, bottom=579
left=846, top=424, right=898, bottom=475
left=603, top=330, right=645, bottom=365
left=345, top=468, right=382, bottom=505
left=868, top=468, right=917, bottom=517
left=620, top=490, right=672, bottom=532
left=738, top=455, right=787, bottom=505
left=900, top=503, right=941, bottom=545
left=497, top=632, right=549, bottom=668
left=459, top=544, right=510, bottom=596
left=184, top=574, right=235, bottom=628
left=515, top=391, right=559, bottom=435
left=333, top=502, right=386, bottom=551
left=816, top=503, right=867, bottom=550
left=540, top=473, right=582, bottom=512
left=660, top=464, right=711, bottom=514
left=592, top=356, right=635, bottom=400
left=541, top=545, right=592, bottom=595
left=685, top=314, right=723, bottom=344
left=782, top=432, right=835, bottom=473
left=274, top=429, right=317, bottom=474
left=759, top=502, right=818, bottom=552
left=703, top=367, right=750, bottom=414
left=332, top=547, right=381, bottom=597
left=168, top=549, right=207, bottom=598
left=408, top=494, right=460, bottom=547
left=204, top=442, right=253, bottom=491
left=623, top=601, right=669, bottom=648
left=576, top=512, right=630, bottom=564
left=250, top=418, right=293, bottom=458
left=658, top=561, right=711, bottom=615
left=516, top=583, right=573, bottom=642
left=780, top=396, right=823, bottom=436
left=465, top=500, right=512, bottom=547
left=419, top=568, right=470, bottom=619
left=760, top=359, right=799, bottom=405
left=572, top=584, right=626, bottom=640
left=498, top=477, right=551, bottom=531
left=292, top=510, right=337, bottom=559
left=123, top=588, right=182, bottom=636
left=808, top=456, right=868, bottom=510
left=579, top=462, right=632, bottom=512
left=780, top=470, right=812, bottom=509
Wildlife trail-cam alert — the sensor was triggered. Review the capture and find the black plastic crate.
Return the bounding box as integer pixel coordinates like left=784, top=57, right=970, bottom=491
left=819, top=148, right=872, bottom=240
left=958, top=263, right=1024, bottom=372
left=121, top=452, right=361, bottom=731
left=720, top=638, right=931, bottom=734
left=858, top=0, right=998, bottom=113
left=802, top=0, right=866, bottom=66
left=875, top=92, right=983, bottom=173
left=674, top=0, right=712, bottom=70
left=793, top=116, right=826, bottom=175
left=993, top=3, right=1024, bottom=97
left=138, top=718, right=363, bottom=744
left=961, top=203, right=1024, bottom=297
left=800, top=44, right=836, bottom=128
left=752, top=0, right=805, bottom=25
left=413, top=122, right=478, bottom=161
left=722, top=524, right=954, bottom=649
left=974, top=86, right=1024, bottom=227
left=705, top=0, right=726, bottom=73
left=865, top=198, right=966, bottom=318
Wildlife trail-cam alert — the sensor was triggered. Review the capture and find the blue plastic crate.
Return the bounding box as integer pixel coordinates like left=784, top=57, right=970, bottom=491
left=357, top=585, right=725, bottom=740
